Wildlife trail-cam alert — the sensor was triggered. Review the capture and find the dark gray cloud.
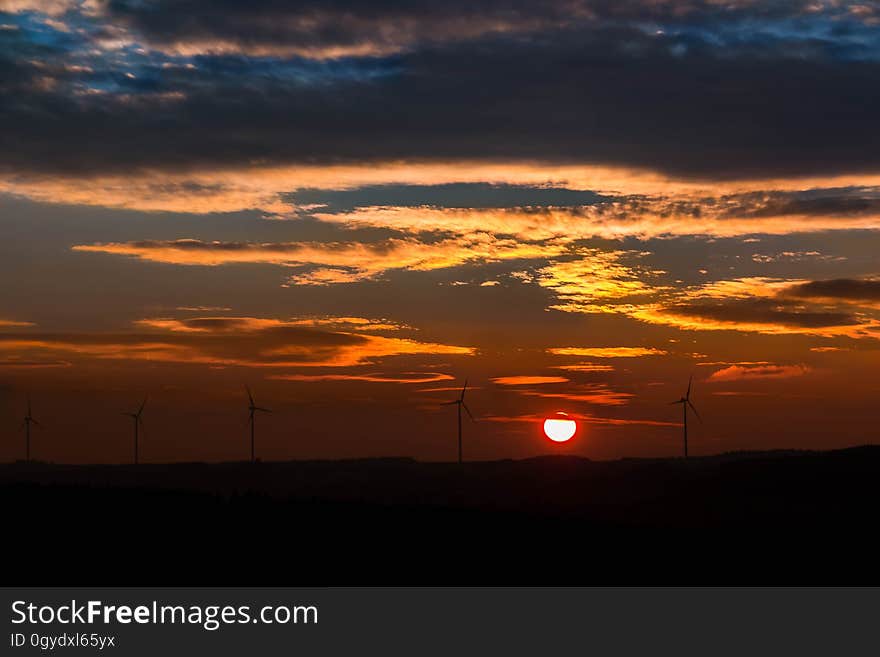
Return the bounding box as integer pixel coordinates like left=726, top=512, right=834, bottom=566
left=103, top=0, right=578, bottom=54
left=664, top=299, right=859, bottom=328
left=730, top=188, right=880, bottom=218
left=634, top=187, right=880, bottom=221
left=782, top=278, right=880, bottom=303
left=102, top=0, right=864, bottom=56
left=2, top=2, right=880, bottom=178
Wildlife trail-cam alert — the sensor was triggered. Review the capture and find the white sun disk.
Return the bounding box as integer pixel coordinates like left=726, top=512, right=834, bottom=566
left=544, top=416, right=577, bottom=442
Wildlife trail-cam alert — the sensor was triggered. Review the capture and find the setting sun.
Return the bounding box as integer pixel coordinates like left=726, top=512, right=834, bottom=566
left=543, top=413, right=577, bottom=443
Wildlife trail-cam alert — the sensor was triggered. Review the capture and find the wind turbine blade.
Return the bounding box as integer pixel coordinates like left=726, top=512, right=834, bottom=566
left=441, top=400, right=459, bottom=406
left=460, top=378, right=468, bottom=401
left=686, top=374, right=693, bottom=399
left=256, top=407, right=272, bottom=413
left=462, top=403, right=475, bottom=422
left=138, top=396, right=147, bottom=415
left=31, top=418, right=41, bottom=427
left=245, top=385, right=255, bottom=407
left=669, top=400, right=683, bottom=405
left=688, top=400, right=702, bottom=423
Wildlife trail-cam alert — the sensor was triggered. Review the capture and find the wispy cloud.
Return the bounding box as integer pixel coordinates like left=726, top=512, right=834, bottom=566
left=519, top=384, right=633, bottom=406
left=491, top=376, right=569, bottom=386
left=708, top=364, right=811, bottom=382
left=549, top=346, right=667, bottom=358
left=483, top=412, right=678, bottom=427
left=73, top=236, right=565, bottom=282
left=551, top=362, right=615, bottom=372
left=270, top=372, right=454, bottom=384
left=0, top=317, right=474, bottom=370
left=135, top=316, right=408, bottom=333
left=0, top=357, right=70, bottom=368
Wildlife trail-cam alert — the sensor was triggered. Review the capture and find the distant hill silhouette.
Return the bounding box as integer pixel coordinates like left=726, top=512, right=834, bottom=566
left=3, top=446, right=878, bottom=584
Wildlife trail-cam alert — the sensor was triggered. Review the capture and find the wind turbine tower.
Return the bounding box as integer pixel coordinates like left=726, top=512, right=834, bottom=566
left=21, top=398, right=40, bottom=462
left=246, top=385, right=272, bottom=463
left=670, top=375, right=701, bottom=458
left=123, top=397, right=147, bottom=465
left=443, top=379, right=474, bottom=464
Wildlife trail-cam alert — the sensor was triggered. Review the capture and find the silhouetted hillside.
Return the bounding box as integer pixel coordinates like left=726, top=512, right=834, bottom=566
left=3, top=446, right=878, bottom=584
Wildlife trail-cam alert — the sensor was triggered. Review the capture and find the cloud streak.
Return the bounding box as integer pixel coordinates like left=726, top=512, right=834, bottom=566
left=519, top=384, right=633, bottom=406
left=73, top=237, right=564, bottom=283
left=0, top=318, right=474, bottom=369
left=492, top=376, right=569, bottom=386
left=270, top=372, right=454, bottom=384
left=549, top=346, right=667, bottom=358
left=781, top=278, right=880, bottom=306
left=708, top=364, right=811, bottom=382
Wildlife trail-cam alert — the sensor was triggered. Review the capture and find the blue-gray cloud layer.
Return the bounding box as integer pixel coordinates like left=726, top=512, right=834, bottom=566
left=1, top=0, right=879, bottom=177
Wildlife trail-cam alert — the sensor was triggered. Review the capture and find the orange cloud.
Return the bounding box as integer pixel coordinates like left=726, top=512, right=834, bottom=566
left=415, top=386, right=482, bottom=393
left=551, top=362, right=615, bottom=372
left=552, top=277, right=880, bottom=339
left=270, top=372, right=454, bottom=384
left=519, top=384, right=633, bottom=406
left=0, top=319, right=35, bottom=328
left=0, top=318, right=474, bottom=370
left=697, top=361, right=773, bottom=367
left=708, top=364, right=811, bottom=381
left=135, top=315, right=408, bottom=333
left=261, top=335, right=473, bottom=367
left=284, top=268, right=371, bottom=286
left=549, top=346, right=667, bottom=358
left=313, top=197, right=880, bottom=241
left=134, top=317, right=287, bottom=333
left=631, top=304, right=877, bottom=337
left=533, top=250, right=665, bottom=313
left=491, top=376, right=569, bottom=386
left=7, top=160, right=880, bottom=218
left=286, top=317, right=409, bottom=331
left=0, top=357, right=71, bottom=368
left=73, top=236, right=565, bottom=282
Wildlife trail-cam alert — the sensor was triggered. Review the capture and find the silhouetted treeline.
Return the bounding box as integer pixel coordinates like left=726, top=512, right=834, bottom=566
left=3, top=447, right=878, bottom=584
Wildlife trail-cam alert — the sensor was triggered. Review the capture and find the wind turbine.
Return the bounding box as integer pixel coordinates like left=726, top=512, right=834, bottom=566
left=21, top=397, right=40, bottom=462
left=122, top=397, right=147, bottom=465
left=442, top=379, right=474, bottom=464
left=246, top=385, right=271, bottom=463
left=670, top=375, right=701, bottom=458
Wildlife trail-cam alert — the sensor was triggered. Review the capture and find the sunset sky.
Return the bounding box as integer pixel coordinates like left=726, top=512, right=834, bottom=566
left=2, top=0, right=879, bottom=463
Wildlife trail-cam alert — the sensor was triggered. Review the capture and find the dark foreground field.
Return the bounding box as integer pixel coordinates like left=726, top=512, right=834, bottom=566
left=3, top=446, right=879, bottom=584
